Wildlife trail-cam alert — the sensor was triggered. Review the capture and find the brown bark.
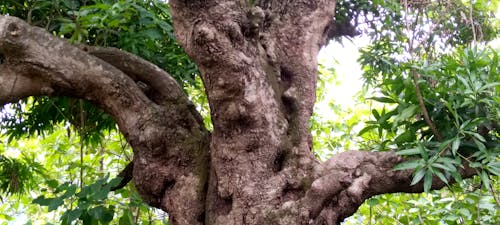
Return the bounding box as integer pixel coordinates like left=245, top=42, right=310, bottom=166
left=0, top=15, right=210, bottom=224
left=0, top=1, right=478, bottom=224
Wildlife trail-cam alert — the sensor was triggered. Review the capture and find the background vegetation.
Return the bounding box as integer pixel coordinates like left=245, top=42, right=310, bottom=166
left=0, top=0, right=498, bottom=224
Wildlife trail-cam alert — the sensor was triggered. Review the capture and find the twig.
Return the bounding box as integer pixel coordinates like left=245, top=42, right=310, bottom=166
left=403, top=0, right=444, bottom=142
left=469, top=0, right=477, bottom=44
left=412, top=70, right=444, bottom=142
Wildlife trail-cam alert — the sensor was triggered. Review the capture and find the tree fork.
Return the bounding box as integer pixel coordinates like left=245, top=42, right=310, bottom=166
left=0, top=15, right=210, bottom=225
left=0, top=1, right=481, bottom=224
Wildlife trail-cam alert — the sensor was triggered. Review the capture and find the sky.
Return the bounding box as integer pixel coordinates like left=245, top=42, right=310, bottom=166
left=316, top=36, right=369, bottom=110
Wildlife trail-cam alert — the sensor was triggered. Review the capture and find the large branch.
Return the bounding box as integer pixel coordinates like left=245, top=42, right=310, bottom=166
left=0, top=16, right=151, bottom=131
left=303, top=151, right=477, bottom=224
left=0, top=15, right=210, bottom=224
left=83, top=46, right=206, bottom=126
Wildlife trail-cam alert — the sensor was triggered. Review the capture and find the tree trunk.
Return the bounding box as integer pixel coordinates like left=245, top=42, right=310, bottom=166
left=0, top=1, right=477, bottom=225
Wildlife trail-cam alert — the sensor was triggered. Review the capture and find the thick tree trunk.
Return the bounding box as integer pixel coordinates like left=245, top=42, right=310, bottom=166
left=0, top=1, right=478, bottom=225
left=169, top=1, right=335, bottom=223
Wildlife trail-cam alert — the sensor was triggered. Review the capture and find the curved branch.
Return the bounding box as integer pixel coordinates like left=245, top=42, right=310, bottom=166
left=84, top=46, right=183, bottom=102
left=412, top=70, right=444, bottom=142
left=0, top=15, right=211, bottom=224
left=305, top=150, right=477, bottom=223
left=0, top=15, right=151, bottom=132
left=0, top=64, right=52, bottom=105
left=111, top=161, right=134, bottom=191
left=83, top=46, right=206, bottom=126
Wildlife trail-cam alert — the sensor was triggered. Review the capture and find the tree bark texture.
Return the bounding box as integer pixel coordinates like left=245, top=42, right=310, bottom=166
left=0, top=1, right=476, bottom=225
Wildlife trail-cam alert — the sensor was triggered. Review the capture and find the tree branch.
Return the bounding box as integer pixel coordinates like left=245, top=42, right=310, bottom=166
left=305, top=151, right=477, bottom=223
left=111, top=161, right=134, bottom=191
left=83, top=46, right=206, bottom=126
left=0, top=15, right=152, bottom=131
left=0, top=64, right=52, bottom=105
left=83, top=47, right=183, bottom=103
left=0, top=15, right=211, bottom=224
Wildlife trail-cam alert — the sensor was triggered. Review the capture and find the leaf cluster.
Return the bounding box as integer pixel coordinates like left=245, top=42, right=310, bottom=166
left=353, top=0, right=500, bottom=193
left=346, top=177, right=500, bottom=225
left=0, top=153, right=45, bottom=196
left=33, top=176, right=120, bottom=225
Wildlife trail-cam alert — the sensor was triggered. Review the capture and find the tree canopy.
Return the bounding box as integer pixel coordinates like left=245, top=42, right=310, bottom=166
left=0, top=0, right=499, bottom=224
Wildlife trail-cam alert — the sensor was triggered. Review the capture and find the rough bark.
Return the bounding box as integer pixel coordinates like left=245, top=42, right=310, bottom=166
left=0, top=1, right=479, bottom=225
left=0, top=16, right=210, bottom=224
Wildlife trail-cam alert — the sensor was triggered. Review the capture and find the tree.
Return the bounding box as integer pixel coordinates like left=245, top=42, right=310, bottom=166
left=0, top=0, right=498, bottom=224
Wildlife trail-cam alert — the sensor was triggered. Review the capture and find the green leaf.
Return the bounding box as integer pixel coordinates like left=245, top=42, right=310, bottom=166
left=78, top=186, right=91, bottom=198
left=372, top=109, right=380, bottom=120
left=433, top=170, right=448, bottom=185
left=411, top=168, right=426, bottom=186
left=368, top=96, right=397, bottom=103
left=478, top=82, right=500, bottom=92
left=472, top=137, right=486, bottom=152
left=487, top=161, right=500, bottom=176
left=394, top=104, right=419, bottom=123
left=394, top=130, right=415, bottom=144
left=105, top=177, right=123, bottom=190
left=46, top=180, right=59, bottom=189
left=89, top=206, right=105, bottom=219
left=459, top=208, right=472, bottom=218
left=32, top=196, right=51, bottom=206
left=358, top=125, right=377, bottom=136
left=431, top=162, right=451, bottom=172
left=450, top=171, right=463, bottom=183
left=418, top=144, right=428, bottom=160
left=395, top=148, right=421, bottom=156
left=423, top=170, right=433, bottom=192
left=467, top=131, right=486, bottom=143
left=100, top=206, right=115, bottom=224
left=61, top=184, right=77, bottom=198
left=48, top=197, right=64, bottom=212
left=366, top=198, right=380, bottom=206
left=479, top=171, right=491, bottom=191
left=61, top=209, right=82, bottom=225
left=91, top=189, right=110, bottom=201
left=451, top=138, right=460, bottom=155
left=118, top=210, right=134, bottom=225
left=435, top=157, right=458, bottom=172
left=437, top=139, right=454, bottom=152
left=393, top=160, right=420, bottom=170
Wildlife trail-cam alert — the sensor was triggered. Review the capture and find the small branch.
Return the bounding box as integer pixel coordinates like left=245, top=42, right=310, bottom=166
left=402, top=1, right=443, bottom=142
left=79, top=99, right=85, bottom=188
left=111, top=161, right=134, bottom=191
left=469, top=0, right=477, bottom=44
left=83, top=46, right=206, bottom=126
left=412, top=70, right=444, bottom=142
left=83, top=47, right=188, bottom=105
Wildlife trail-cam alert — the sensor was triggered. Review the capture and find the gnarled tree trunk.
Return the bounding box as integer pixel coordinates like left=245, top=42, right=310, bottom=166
left=0, top=1, right=476, bottom=225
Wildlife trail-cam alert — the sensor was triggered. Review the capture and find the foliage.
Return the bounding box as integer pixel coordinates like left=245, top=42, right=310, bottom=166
left=0, top=125, right=169, bottom=224
left=335, top=0, right=500, bottom=223
left=360, top=47, right=500, bottom=190
left=32, top=177, right=120, bottom=225
left=345, top=176, right=500, bottom=225
left=0, top=152, right=44, bottom=196
left=311, top=61, right=368, bottom=160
